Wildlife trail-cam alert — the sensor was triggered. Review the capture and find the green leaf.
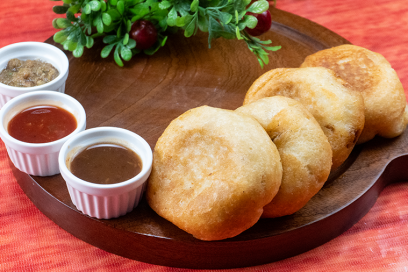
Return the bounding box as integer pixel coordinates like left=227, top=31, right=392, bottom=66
left=146, top=0, right=158, bottom=8
left=66, top=11, right=77, bottom=22
left=264, top=45, right=282, bottom=51
left=130, top=5, right=150, bottom=21
left=190, top=0, right=199, bottom=12
left=73, top=44, right=84, bottom=57
left=233, top=0, right=247, bottom=12
left=175, top=16, right=186, bottom=27
left=159, top=17, right=168, bottom=29
left=52, top=18, right=60, bottom=29
left=128, top=0, right=140, bottom=5
left=52, top=5, right=68, bottom=14
left=62, top=0, right=72, bottom=3
left=159, top=1, right=171, bottom=9
left=67, top=30, right=79, bottom=42
left=101, top=44, right=115, bottom=58
left=178, top=8, right=190, bottom=17
left=167, top=7, right=177, bottom=27
left=117, top=1, right=125, bottom=15
left=258, top=49, right=269, bottom=56
left=68, top=4, right=81, bottom=14
left=219, top=12, right=232, bottom=25
left=123, top=33, right=129, bottom=45
left=56, top=18, right=72, bottom=28
left=65, top=40, right=77, bottom=51
left=238, top=10, right=247, bottom=20
left=93, top=16, right=104, bottom=33
left=104, top=24, right=116, bottom=33
left=127, top=39, right=136, bottom=49
left=109, top=0, right=117, bottom=5
left=244, top=15, right=257, bottom=29
left=258, top=39, right=272, bottom=44
left=81, top=12, right=87, bottom=21
left=258, top=58, right=264, bottom=69
left=78, top=32, right=87, bottom=46
left=250, top=35, right=260, bottom=42
left=53, top=31, right=67, bottom=43
left=184, top=19, right=196, bottom=37
left=89, top=1, right=101, bottom=11
left=84, top=4, right=91, bottom=14
left=101, top=0, right=107, bottom=11
left=160, top=36, right=168, bottom=46
left=127, top=20, right=132, bottom=32
left=247, top=0, right=269, bottom=13
left=103, top=35, right=117, bottom=43
left=102, top=12, right=112, bottom=25
left=197, top=13, right=208, bottom=32
left=243, top=0, right=251, bottom=6
left=114, top=46, right=124, bottom=67
left=107, top=9, right=121, bottom=21
left=259, top=51, right=269, bottom=65
left=62, top=41, right=69, bottom=51
left=208, top=16, right=221, bottom=37
left=237, top=22, right=245, bottom=31
left=85, top=36, right=94, bottom=48
left=152, top=9, right=169, bottom=20
left=92, top=33, right=105, bottom=39
left=236, top=26, right=242, bottom=39
left=120, top=46, right=132, bottom=61
left=117, top=23, right=122, bottom=37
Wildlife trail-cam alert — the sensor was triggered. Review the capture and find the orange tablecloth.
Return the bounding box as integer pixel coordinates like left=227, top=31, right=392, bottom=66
left=1, top=0, right=408, bottom=271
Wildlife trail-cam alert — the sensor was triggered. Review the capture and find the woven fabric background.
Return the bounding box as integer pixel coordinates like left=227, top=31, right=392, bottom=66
left=1, top=0, right=408, bottom=271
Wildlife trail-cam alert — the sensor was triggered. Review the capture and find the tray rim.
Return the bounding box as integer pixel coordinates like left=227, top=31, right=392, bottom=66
left=11, top=7, right=408, bottom=269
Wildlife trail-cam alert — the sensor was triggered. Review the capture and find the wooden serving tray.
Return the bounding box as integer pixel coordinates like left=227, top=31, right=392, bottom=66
left=12, top=7, right=408, bottom=269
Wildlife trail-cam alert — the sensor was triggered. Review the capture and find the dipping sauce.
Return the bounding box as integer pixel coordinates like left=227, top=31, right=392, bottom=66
left=70, top=143, right=143, bottom=185
left=0, top=58, right=59, bottom=87
left=8, top=105, right=77, bottom=143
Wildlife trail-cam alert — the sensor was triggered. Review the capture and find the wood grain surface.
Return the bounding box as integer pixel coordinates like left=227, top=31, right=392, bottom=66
left=2, top=0, right=408, bottom=271
left=9, top=6, right=408, bottom=269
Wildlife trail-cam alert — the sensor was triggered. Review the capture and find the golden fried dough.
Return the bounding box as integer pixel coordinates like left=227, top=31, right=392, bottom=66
left=301, top=44, right=408, bottom=143
left=146, top=106, right=282, bottom=241
left=244, top=67, right=365, bottom=169
left=237, top=96, right=332, bottom=218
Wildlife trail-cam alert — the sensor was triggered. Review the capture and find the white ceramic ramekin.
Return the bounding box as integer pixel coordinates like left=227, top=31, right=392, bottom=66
left=0, top=42, right=69, bottom=108
left=58, top=127, right=153, bottom=219
left=0, top=90, right=86, bottom=176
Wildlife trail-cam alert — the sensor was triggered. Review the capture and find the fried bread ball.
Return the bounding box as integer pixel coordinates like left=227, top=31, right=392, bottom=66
left=301, top=44, right=408, bottom=143
left=237, top=96, right=332, bottom=217
left=146, top=106, right=282, bottom=241
left=244, top=67, right=365, bottom=169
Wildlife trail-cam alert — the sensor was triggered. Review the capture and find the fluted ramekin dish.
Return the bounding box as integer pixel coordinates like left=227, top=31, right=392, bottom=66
left=58, top=127, right=153, bottom=219
left=0, top=90, right=86, bottom=176
left=0, top=42, right=69, bottom=108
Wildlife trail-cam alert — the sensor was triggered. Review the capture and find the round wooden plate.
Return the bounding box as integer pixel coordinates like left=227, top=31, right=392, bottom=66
left=12, top=7, right=408, bottom=269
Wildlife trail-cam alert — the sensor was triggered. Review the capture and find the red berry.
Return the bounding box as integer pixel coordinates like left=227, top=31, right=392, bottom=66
left=245, top=10, right=272, bottom=36
left=129, top=20, right=158, bottom=50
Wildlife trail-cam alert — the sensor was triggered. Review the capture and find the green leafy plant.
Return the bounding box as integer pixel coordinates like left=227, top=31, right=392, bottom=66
left=51, top=0, right=281, bottom=67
